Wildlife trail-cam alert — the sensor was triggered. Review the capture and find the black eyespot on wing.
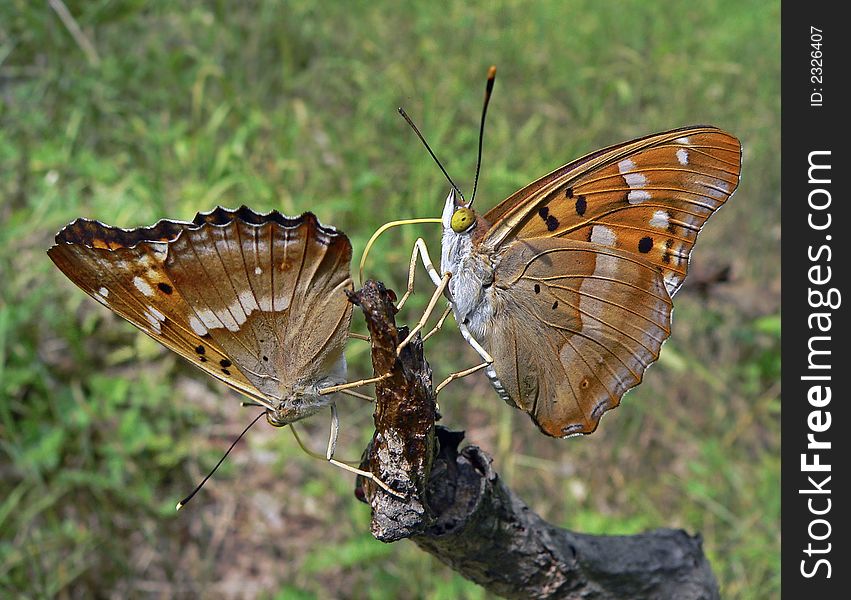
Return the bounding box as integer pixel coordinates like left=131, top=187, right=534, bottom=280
left=222, top=368, right=231, bottom=376
left=157, top=282, right=173, bottom=294
left=220, top=359, right=232, bottom=368
left=575, top=195, right=587, bottom=216
left=638, top=237, right=654, bottom=253
left=552, top=300, right=559, bottom=310
left=565, top=187, right=574, bottom=198
left=534, top=284, right=541, bottom=294
left=195, top=345, right=205, bottom=355
left=545, top=215, right=559, bottom=232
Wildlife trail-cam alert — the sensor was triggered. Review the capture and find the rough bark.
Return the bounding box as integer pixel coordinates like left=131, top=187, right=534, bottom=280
left=348, top=281, right=720, bottom=599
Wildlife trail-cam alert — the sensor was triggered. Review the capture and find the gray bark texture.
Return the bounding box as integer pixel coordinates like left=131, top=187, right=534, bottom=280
left=348, top=281, right=720, bottom=600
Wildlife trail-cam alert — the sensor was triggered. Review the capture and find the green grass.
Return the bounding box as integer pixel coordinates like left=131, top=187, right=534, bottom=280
left=1, top=0, right=779, bottom=597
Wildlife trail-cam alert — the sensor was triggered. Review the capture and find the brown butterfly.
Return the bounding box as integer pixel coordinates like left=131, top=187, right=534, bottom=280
left=48, top=206, right=396, bottom=495
left=436, top=126, right=742, bottom=437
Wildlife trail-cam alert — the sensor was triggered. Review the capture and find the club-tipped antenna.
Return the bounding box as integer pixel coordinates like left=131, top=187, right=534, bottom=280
left=398, top=107, right=465, bottom=202
left=176, top=409, right=266, bottom=510
left=470, top=65, right=496, bottom=207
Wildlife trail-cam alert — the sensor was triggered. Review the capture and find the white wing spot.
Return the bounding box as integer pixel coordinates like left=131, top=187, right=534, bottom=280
left=618, top=158, right=636, bottom=173
left=98, top=287, right=109, bottom=298
left=650, top=210, right=670, bottom=229
left=195, top=307, right=224, bottom=331
left=189, top=315, right=208, bottom=336
left=143, top=306, right=165, bottom=333
left=590, top=225, right=617, bottom=247
left=238, top=290, right=259, bottom=312
left=254, top=266, right=263, bottom=275
left=676, top=148, right=689, bottom=165
left=628, top=190, right=651, bottom=204
left=133, top=276, right=154, bottom=297
left=676, top=136, right=690, bottom=144
left=624, top=172, right=647, bottom=188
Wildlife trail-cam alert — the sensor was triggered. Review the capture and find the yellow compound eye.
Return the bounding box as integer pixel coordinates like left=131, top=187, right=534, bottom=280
left=450, top=207, right=476, bottom=233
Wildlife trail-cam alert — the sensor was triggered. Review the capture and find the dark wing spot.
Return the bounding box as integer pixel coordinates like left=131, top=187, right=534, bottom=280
left=538, top=206, right=549, bottom=220
left=195, top=345, right=205, bottom=355
left=534, top=284, right=541, bottom=294
left=157, top=282, right=173, bottom=294
left=222, top=368, right=231, bottom=376
left=201, top=333, right=212, bottom=340
left=638, top=236, right=654, bottom=253
left=552, top=300, right=559, bottom=310
left=581, top=378, right=590, bottom=389
left=199, top=356, right=208, bottom=362
left=575, top=195, right=587, bottom=216
left=262, top=355, right=269, bottom=362
left=545, top=215, right=559, bottom=232
left=565, top=187, right=574, bottom=198
left=220, top=359, right=232, bottom=368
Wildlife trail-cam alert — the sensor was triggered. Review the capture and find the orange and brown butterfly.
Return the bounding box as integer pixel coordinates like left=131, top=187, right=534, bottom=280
left=439, top=123, right=742, bottom=438
left=48, top=206, right=355, bottom=429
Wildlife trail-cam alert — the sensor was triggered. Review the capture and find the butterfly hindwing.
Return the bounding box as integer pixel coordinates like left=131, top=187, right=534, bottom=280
left=489, top=237, right=673, bottom=436
left=164, top=208, right=353, bottom=399
left=482, top=127, right=742, bottom=296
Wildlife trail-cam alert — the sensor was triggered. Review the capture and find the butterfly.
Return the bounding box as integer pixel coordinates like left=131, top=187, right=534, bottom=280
left=48, top=206, right=397, bottom=496
left=436, top=125, right=742, bottom=437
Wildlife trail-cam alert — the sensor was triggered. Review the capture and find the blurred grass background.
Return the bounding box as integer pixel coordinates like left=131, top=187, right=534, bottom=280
left=0, top=1, right=779, bottom=598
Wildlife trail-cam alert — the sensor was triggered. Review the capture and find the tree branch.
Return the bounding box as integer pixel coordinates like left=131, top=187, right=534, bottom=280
left=348, top=280, right=719, bottom=599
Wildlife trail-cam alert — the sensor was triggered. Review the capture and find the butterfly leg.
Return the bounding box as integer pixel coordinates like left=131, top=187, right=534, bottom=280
left=325, top=404, right=404, bottom=498
left=457, top=321, right=494, bottom=364
left=339, top=389, right=374, bottom=402
left=421, top=303, right=452, bottom=342
left=396, top=238, right=445, bottom=310
left=396, top=271, right=451, bottom=355
left=435, top=361, right=490, bottom=395
left=317, top=372, right=391, bottom=396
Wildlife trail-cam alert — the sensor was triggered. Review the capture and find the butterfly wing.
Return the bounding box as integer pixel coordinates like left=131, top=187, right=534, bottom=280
left=164, top=207, right=353, bottom=400
left=486, top=237, right=672, bottom=437
left=481, top=126, right=742, bottom=296
left=48, top=207, right=353, bottom=408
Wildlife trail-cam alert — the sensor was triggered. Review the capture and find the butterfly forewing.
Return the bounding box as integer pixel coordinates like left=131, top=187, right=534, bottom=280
left=48, top=216, right=269, bottom=405
left=482, top=127, right=742, bottom=296
left=48, top=207, right=353, bottom=409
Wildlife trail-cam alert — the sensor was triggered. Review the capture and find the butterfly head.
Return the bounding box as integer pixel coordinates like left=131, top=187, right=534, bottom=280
left=264, top=389, right=331, bottom=427
left=441, top=188, right=477, bottom=233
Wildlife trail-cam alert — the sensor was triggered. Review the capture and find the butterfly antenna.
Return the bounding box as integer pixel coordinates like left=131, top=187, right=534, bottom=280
left=470, top=65, right=496, bottom=207
left=176, top=409, right=266, bottom=510
left=398, top=107, right=465, bottom=202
